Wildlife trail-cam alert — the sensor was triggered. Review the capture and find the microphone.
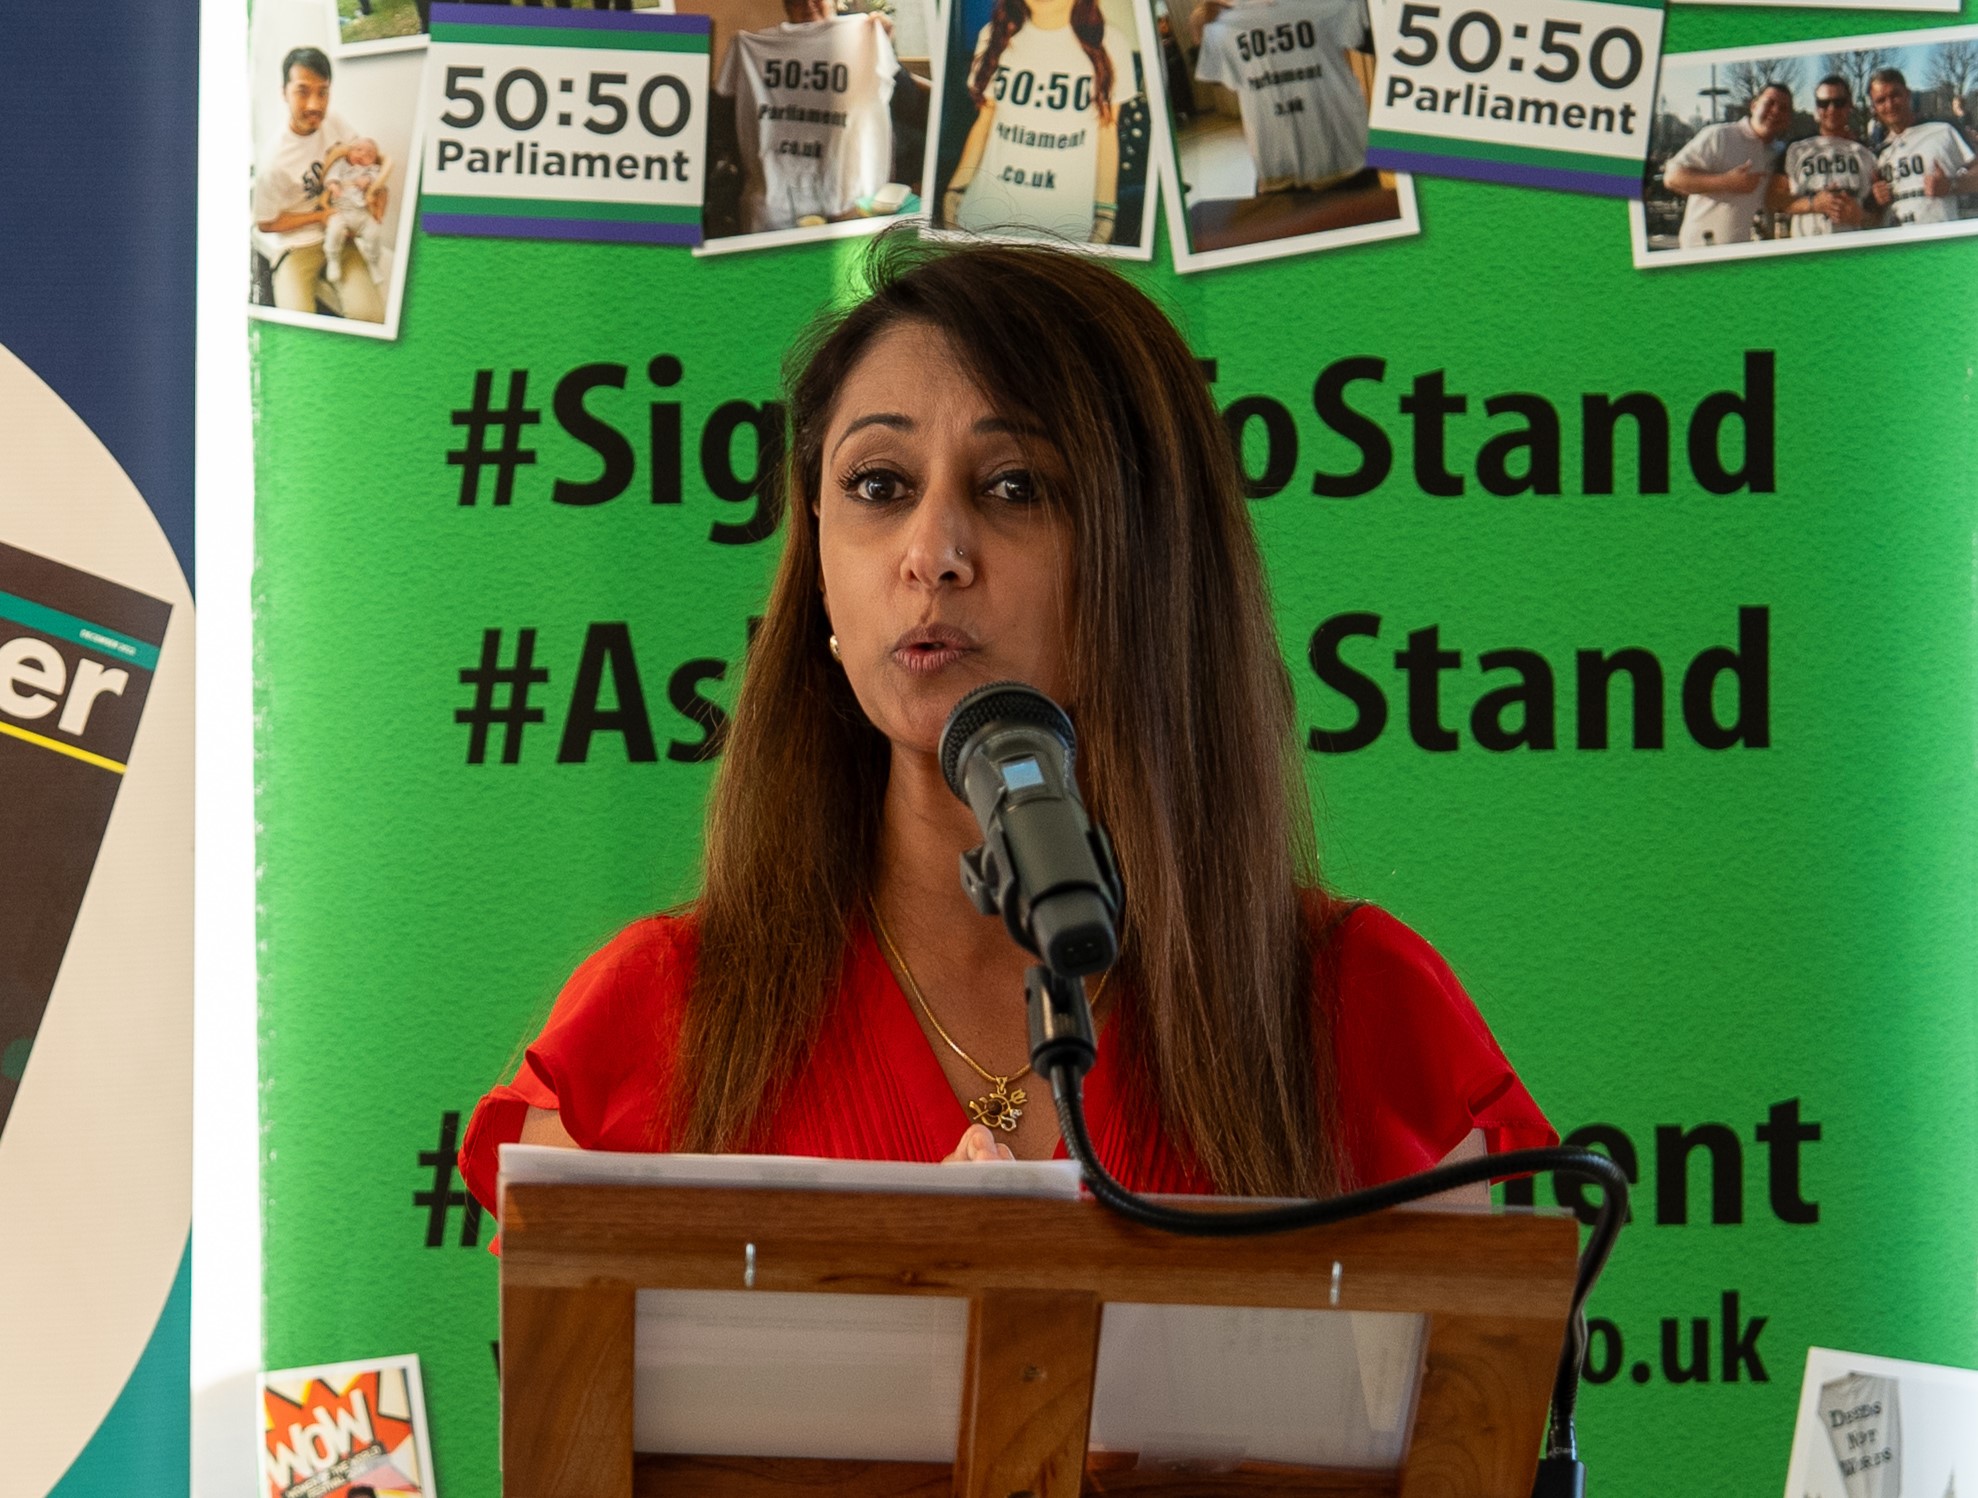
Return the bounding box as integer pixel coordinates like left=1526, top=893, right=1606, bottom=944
left=939, top=683, right=1123, bottom=979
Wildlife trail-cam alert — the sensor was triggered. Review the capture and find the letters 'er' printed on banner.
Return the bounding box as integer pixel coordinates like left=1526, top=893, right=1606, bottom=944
left=0, top=541, right=169, bottom=1138
left=1366, top=0, right=1665, bottom=196
left=421, top=3, right=711, bottom=246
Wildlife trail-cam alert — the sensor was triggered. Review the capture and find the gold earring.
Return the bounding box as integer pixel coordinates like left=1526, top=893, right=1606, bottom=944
left=828, top=634, right=842, bottom=661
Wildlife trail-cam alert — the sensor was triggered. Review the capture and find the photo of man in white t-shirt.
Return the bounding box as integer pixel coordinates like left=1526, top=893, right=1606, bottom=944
left=1663, top=83, right=1792, bottom=250
left=251, top=45, right=387, bottom=322
left=1781, top=77, right=1879, bottom=239
left=702, top=0, right=935, bottom=247
left=1639, top=36, right=1978, bottom=264
left=713, top=0, right=902, bottom=235
left=1868, top=66, right=1978, bottom=227
left=1192, top=0, right=1372, bottom=194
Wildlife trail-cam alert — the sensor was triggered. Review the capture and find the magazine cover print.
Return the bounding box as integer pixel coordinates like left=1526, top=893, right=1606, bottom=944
left=260, top=1355, right=436, bottom=1498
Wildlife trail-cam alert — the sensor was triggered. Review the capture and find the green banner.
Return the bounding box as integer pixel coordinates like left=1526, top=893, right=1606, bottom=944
left=256, top=0, right=1978, bottom=1492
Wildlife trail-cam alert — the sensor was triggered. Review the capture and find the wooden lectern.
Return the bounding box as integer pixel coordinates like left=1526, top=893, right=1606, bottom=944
left=499, top=1180, right=1579, bottom=1498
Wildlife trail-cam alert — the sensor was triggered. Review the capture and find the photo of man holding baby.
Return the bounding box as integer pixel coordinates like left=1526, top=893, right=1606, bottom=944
left=251, top=45, right=392, bottom=322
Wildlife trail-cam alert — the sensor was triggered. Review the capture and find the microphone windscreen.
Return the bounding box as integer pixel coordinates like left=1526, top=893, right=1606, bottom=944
left=938, top=682, right=1076, bottom=798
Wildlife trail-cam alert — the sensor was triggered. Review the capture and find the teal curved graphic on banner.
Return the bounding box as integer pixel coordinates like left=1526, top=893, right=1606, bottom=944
left=0, top=342, right=194, bottom=1495
left=47, top=1240, right=192, bottom=1498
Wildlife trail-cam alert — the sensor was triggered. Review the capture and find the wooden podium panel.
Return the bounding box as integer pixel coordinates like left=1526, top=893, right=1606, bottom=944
left=630, top=1456, right=1391, bottom=1496
left=500, top=1183, right=1578, bottom=1498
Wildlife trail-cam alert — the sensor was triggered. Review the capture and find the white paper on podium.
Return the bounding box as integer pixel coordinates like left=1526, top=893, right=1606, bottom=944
left=635, top=1288, right=972, bottom=1459
left=498, top=1146, right=1427, bottom=1468
left=1088, top=1304, right=1425, bottom=1468
left=500, top=1146, right=1080, bottom=1462
left=498, top=1143, right=1086, bottom=1198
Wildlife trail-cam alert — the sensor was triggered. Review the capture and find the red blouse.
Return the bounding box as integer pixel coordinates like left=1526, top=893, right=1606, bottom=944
left=459, top=904, right=1554, bottom=1217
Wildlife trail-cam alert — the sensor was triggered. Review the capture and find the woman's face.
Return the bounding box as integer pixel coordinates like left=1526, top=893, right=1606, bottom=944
left=816, top=319, right=1074, bottom=757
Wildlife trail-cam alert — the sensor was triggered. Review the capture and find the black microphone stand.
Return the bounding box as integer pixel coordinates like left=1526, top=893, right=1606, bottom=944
left=1025, top=964, right=1627, bottom=1498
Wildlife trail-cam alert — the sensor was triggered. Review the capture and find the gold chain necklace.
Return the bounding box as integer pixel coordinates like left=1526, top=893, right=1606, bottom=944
left=870, top=903, right=1108, bottom=1134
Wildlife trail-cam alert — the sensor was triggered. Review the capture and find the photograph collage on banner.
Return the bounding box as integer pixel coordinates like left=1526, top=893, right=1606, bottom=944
left=925, top=0, right=1163, bottom=255
left=259, top=0, right=1978, bottom=293
left=1633, top=22, right=1978, bottom=267
left=251, top=0, right=426, bottom=338
left=689, top=0, right=939, bottom=254
left=1139, top=0, right=1415, bottom=271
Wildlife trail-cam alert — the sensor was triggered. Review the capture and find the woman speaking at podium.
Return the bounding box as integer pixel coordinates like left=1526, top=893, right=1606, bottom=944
left=460, top=238, right=1552, bottom=1216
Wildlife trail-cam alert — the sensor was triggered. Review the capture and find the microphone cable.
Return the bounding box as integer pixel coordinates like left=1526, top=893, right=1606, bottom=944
left=1032, top=974, right=1627, bottom=1497
left=940, top=686, right=1627, bottom=1493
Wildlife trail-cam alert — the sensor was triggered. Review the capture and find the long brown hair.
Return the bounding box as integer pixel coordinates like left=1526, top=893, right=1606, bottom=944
left=969, top=0, right=1120, bottom=126
left=675, top=236, right=1345, bottom=1198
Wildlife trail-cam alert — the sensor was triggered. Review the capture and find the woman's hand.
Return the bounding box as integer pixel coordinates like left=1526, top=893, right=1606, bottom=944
left=942, top=184, right=968, bottom=228
left=942, top=1123, right=1016, bottom=1162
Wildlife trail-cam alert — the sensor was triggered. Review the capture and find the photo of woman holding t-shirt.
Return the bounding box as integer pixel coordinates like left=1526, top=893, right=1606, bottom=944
left=932, top=0, right=1152, bottom=249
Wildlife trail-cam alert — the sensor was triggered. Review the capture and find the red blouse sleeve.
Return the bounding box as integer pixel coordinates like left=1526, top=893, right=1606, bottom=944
left=458, top=915, right=694, bottom=1218
left=1330, top=906, right=1556, bottom=1187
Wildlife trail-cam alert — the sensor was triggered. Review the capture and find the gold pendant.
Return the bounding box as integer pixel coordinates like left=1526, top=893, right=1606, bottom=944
left=967, top=1079, right=1027, bottom=1132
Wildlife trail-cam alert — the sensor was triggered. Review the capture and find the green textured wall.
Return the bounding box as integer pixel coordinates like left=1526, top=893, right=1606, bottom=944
left=256, top=3, right=1978, bottom=1489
